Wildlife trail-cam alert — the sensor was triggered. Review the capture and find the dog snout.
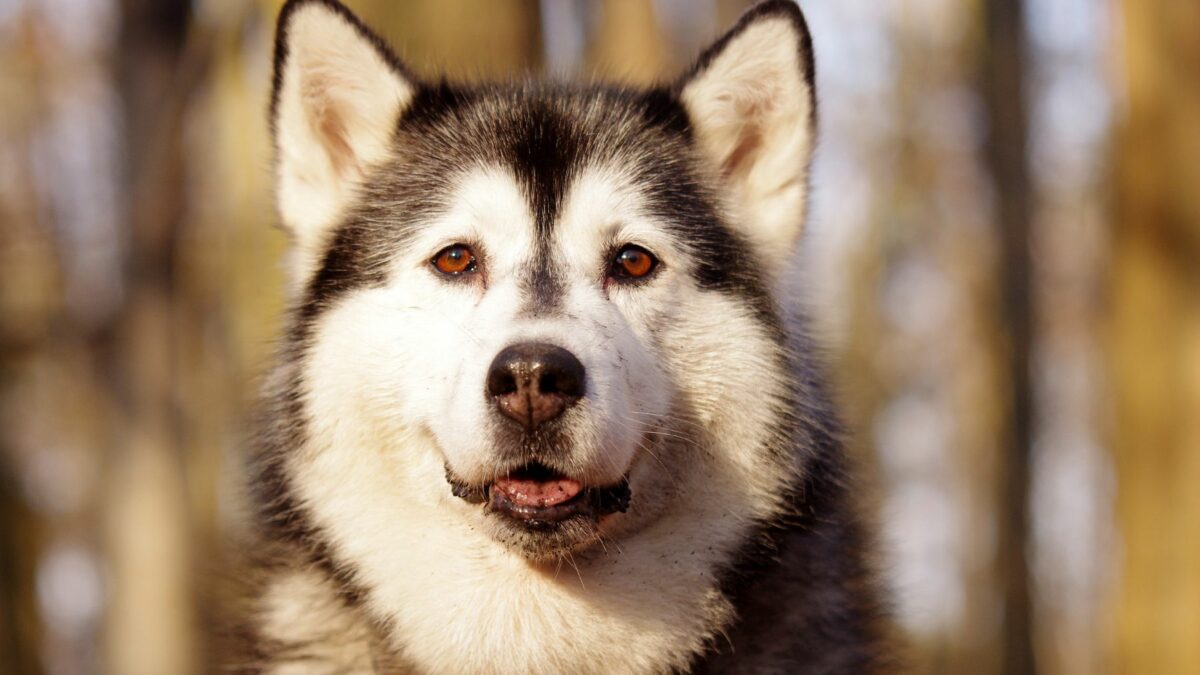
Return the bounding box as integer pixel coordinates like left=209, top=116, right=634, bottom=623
left=486, top=342, right=585, bottom=432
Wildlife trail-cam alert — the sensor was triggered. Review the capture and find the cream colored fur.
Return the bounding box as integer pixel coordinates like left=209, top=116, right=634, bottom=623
left=273, top=2, right=414, bottom=284
left=260, top=568, right=378, bottom=674
left=266, top=167, right=797, bottom=673
left=262, top=5, right=813, bottom=673
left=680, top=16, right=814, bottom=278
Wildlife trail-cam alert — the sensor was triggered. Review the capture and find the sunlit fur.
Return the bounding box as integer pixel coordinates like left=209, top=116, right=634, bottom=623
left=225, top=1, right=889, bottom=673
left=271, top=0, right=414, bottom=283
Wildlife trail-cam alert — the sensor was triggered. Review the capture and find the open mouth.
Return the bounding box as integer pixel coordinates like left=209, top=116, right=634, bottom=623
left=447, top=462, right=631, bottom=529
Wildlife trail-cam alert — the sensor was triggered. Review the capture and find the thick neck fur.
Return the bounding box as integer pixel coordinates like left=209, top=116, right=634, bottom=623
left=256, top=407, right=794, bottom=672
left=237, top=3, right=889, bottom=672
left=232, top=314, right=889, bottom=674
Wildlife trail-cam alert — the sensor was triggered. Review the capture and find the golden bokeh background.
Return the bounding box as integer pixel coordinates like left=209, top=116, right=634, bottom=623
left=1, top=1, right=1197, bottom=673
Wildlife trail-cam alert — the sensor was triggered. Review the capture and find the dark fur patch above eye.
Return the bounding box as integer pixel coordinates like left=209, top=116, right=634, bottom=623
left=252, top=4, right=892, bottom=672
left=298, top=81, right=778, bottom=333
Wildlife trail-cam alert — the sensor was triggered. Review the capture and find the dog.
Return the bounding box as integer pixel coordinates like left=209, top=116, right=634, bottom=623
left=224, top=0, right=890, bottom=672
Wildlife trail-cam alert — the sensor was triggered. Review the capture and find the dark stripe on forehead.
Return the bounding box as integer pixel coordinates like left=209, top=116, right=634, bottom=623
left=502, top=98, right=587, bottom=315
left=297, top=81, right=780, bottom=331
left=520, top=259, right=564, bottom=316
left=503, top=99, right=585, bottom=240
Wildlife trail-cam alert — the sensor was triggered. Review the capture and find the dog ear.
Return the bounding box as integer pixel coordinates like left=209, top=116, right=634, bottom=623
left=676, top=1, right=816, bottom=274
left=271, top=0, right=416, bottom=278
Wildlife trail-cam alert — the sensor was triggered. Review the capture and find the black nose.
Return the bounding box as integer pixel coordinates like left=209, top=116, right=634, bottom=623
left=486, top=342, right=585, bottom=432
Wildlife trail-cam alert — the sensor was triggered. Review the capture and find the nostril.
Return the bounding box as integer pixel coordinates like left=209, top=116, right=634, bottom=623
left=487, top=369, right=518, bottom=397
left=539, top=369, right=582, bottom=399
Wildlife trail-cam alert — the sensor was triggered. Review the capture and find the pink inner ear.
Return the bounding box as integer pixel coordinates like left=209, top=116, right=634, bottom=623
left=723, top=101, right=769, bottom=180
left=301, top=74, right=359, bottom=179
left=724, top=122, right=762, bottom=180
left=319, top=108, right=358, bottom=178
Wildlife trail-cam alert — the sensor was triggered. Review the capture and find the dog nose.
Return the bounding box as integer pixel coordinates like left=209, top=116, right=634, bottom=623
left=486, top=342, right=585, bottom=432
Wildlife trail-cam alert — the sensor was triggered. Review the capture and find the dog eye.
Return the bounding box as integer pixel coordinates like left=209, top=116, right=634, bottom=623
left=432, top=244, right=477, bottom=276
left=610, top=245, right=658, bottom=282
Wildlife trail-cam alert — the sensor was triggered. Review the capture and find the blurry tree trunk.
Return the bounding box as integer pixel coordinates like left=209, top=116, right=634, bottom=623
left=979, top=2, right=1036, bottom=673
left=104, top=1, right=199, bottom=673
left=365, top=0, right=542, bottom=79
left=1110, top=1, right=1200, bottom=672
left=0, top=469, right=39, bottom=674
left=589, top=0, right=669, bottom=84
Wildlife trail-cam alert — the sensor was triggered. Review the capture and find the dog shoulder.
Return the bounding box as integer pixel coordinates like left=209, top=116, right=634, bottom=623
left=215, top=537, right=389, bottom=674
left=692, top=445, right=896, bottom=674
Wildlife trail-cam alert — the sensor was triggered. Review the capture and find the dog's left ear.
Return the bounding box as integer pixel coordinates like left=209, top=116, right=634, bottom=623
left=271, top=0, right=417, bottom=280
left=676, top=1, right=816, bottom=274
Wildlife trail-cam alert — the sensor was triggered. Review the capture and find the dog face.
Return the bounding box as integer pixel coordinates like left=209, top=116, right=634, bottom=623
left=267, top=0, right=816, bottom=562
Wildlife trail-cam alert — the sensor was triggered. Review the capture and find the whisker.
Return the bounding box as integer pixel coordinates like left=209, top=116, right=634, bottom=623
left=564, top=551, right=587, bottom=590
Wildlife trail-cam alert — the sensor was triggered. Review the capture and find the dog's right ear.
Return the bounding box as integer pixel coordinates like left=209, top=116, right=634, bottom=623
left=271, top=0, right=415, bottom=276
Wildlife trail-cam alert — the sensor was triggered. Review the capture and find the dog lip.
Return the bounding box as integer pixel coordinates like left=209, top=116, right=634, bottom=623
left=444, top=462, right=632, bottom=523
left=446, top=468, right=488, bottom=504
left=489, top=479, right=632, bottom=528
left=493, top=473, right=582, bottom=508
left=489, top=482, right=588, bottom=525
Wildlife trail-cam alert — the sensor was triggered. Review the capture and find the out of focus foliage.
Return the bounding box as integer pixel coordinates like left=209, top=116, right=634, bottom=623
left=0, top=1, right=1196, bottom=674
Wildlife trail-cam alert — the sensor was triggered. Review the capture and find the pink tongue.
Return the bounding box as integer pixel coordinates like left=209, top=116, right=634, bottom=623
left=494, top=477, right=582, bottom=508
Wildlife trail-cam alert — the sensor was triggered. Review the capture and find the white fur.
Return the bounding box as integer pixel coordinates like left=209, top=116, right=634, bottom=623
left=260, top=568, right=376, bottom=673
left=281, top=165, right=798, bottom=673
left=273, top=2, right=414, bottom=283
left=262, top=5, right=817, bottom=672
left=680, top=16, right=815, bottom=277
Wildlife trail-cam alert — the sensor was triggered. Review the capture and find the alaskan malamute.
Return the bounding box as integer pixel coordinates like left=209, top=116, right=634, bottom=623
left=227, top=0, right=889, bottom=672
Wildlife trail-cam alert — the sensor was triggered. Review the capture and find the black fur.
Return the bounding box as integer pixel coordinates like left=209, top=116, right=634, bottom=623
left=296, top=80, right=779, bottom=326
left=228, top=1, right=891, bottom=672
left=693, top=357, right=893, bottom=673
left=271, top=0, right=813, bottom=331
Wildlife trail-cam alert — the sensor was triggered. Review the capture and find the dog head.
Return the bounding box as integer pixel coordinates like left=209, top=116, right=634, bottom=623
left=266, top=0, right=816, bottom=562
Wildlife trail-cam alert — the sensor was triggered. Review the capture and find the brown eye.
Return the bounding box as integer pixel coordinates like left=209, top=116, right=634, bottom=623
left=611, top=245, right=657, bottom=281
left=432, top=244, right=476, bottom=276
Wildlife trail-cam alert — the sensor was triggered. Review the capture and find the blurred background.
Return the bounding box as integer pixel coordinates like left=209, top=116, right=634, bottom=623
left=0, top=0, right=1196, bottom=673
